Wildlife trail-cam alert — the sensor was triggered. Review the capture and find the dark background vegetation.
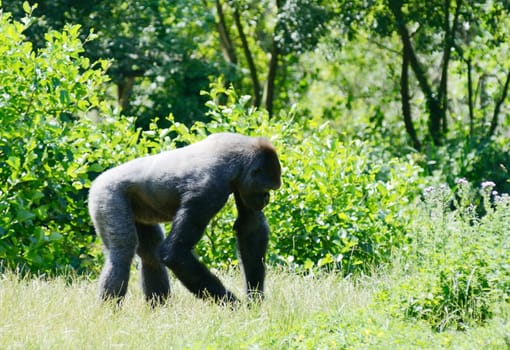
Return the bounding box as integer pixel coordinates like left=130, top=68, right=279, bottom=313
left=0, top=0, right=509, bottom=331
left=4, top=0, right=509, bottom=186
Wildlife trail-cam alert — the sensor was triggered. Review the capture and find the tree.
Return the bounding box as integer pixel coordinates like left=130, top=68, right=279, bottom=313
left=336, top=0, right=510, bottom=149
left=4, top=0, right=331, bottom=124
left=2, top=0, right=221, bottom=128
left=205, top=0, right=330, bottom=116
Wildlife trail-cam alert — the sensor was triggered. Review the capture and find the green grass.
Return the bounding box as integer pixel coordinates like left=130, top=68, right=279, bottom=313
left=1, top=267, right=508, bottom=349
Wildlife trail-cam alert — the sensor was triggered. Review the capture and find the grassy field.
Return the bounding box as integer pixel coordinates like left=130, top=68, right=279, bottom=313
left=1, top=267, right=508, bottom=349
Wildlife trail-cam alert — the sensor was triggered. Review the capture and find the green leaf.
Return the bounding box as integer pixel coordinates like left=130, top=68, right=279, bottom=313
left=59, top=90, right=71, bottom=105
left=87, top=163, right=104, bottom=173
left=48, top=232, right=63, bottom=241
left=318, top=254, right=334, bottom=267
left=6, top=156, right=20, bottom=170
left=22, top=1, right=31, bottom=14
left=16, top=208, right=35, bottom=222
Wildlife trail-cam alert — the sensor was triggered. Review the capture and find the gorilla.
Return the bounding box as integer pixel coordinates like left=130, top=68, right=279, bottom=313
left=88, top=133, right=281, bottom=305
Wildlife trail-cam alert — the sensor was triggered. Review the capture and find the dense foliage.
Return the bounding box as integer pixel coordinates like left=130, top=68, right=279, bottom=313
left=0, top=10, right=423, bottom=276
left=165, top=82, right=424, bottom=272
left=0, top=9, right=160, bottom=272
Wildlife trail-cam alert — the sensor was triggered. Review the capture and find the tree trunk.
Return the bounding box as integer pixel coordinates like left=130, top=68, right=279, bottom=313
left=263, top=38, right=279, bottom=118
left=233, top=7, right=262, bottom=107
left=213, top=0, right=237, bottom=64
left=263, top=0, right=284, bottom=118
left=487, top=70, right=510, bottom=138
left=389, top=0, right=444, bottom=145
left=466, top=57, right=474, bottom=137
left=438, top=0, right=463, bottom=135
left=117, top=76, right=136, bottom=112
left=400, top=49, right=421, bottom=150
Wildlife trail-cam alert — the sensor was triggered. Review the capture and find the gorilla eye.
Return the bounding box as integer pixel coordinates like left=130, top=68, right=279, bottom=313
left=251, top=168, right=263, bottom=177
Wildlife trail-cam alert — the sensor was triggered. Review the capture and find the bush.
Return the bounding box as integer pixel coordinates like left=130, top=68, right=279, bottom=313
left=395, top=181, right=510, bottom=331
left=428, top=137, right=510, bottom=200
left=0, top=9, right=162, bottom=274
left=170, top=81, right=425, bottom=273
left=0, top=9, right=425, bottom=275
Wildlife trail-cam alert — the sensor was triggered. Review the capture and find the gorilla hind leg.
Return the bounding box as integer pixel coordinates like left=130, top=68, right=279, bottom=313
left=90, top=191, right=138, bottom=304
left=98, top=251, right=133, bottom=304
left=136, top=223, right=170, bottom=306
left=97, top=234, right=137, bottom=303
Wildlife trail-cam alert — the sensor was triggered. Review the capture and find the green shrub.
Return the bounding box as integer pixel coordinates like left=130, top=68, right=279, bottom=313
left=428, top=137, right=510, bottom=200
left=171, top=81, right=425, bottom=273
left=0, top=8, right=163, bottom=274
left=0, top=9, right=424, bottom=275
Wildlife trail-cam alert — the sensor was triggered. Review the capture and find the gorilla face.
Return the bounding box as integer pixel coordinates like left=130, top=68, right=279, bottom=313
left=238, top=148, right=281, bottom=211
left=241, top=191, right=271, bottom=211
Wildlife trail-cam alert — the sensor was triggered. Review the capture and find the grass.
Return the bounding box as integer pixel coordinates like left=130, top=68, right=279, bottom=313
left=1, top=182, right=509, bottom=349
left=1, top=266, right=509, bottom=349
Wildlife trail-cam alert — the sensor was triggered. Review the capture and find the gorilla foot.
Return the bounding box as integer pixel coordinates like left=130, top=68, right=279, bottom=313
left=197, top=288, right=239, bottom=307
left=145, top=292, right=170, bottom=308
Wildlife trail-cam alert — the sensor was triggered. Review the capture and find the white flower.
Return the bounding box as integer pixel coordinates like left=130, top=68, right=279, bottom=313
left=424, top=186, right=435, bottom=194
left=455, top=178, right=468, bottom=185
left=481, top=181, right=496, bottom=190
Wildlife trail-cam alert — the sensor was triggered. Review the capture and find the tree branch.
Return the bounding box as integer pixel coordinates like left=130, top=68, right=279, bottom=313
left=488, top=70, right=510, bottom=138
left=213, top=0, right=237, bottom=64
left=232, top=6, right=262, bottom=107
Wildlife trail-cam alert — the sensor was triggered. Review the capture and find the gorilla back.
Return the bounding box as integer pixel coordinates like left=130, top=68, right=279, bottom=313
left=88, top=133, right=281, bottom=305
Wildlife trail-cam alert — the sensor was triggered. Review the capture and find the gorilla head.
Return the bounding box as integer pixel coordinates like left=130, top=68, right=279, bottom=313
left=237, top=139, right=282, bottom=211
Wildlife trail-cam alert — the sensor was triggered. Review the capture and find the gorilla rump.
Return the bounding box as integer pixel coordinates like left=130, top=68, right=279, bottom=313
left=88, top=133, right=281, bottom=305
